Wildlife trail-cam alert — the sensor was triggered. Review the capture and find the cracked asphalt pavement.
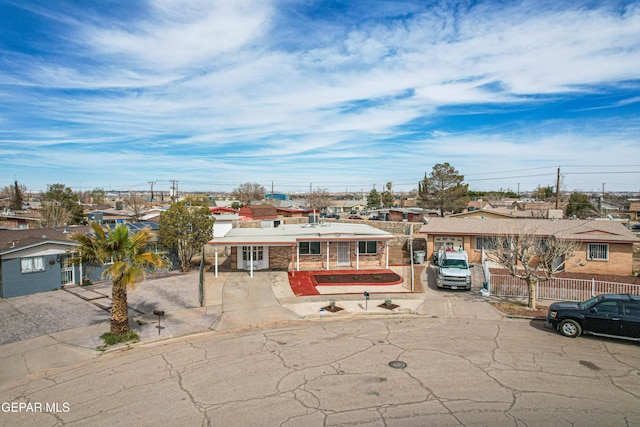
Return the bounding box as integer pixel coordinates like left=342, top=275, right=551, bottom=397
left=1, top=314, right=639, bottom=426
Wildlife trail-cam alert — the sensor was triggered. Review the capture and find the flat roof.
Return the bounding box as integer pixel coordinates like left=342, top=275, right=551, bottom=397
left=208, top=222, right=392, bottom=246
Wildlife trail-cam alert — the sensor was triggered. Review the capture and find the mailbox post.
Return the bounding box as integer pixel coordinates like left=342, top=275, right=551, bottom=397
left=153, top=310, right=165, bottom=335
left=364, top=291, right=370, bottom=311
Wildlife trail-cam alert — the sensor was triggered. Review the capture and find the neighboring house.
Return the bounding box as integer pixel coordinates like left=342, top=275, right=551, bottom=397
left=264, top=193, right=289, bottom=202
left=419, top=218, right=640, bottom=276
left=629, top=202, right=640, bottom=221
left=208, top=222, right=393, bottom=277
left=210, top=207, right=239, bottom=215
left=0, top=212, right=41, bottom=229
left=387, top=208, right=438, bottom=223
left=326, top=200, right=367, bottom=214
left=85, top=204, right=134, bottom=225
left=212, top=213, right=239, bottom=238
left=0, top=227, right=105, bottom=298
left=276, top=207, right=311, bottom=218
left=239, top=204, right=278, bottom=221
left=450, top=207, right=563, bottom=219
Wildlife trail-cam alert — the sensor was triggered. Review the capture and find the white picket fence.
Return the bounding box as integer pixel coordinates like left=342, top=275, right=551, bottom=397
left=489, top=274, right=640, bottom=302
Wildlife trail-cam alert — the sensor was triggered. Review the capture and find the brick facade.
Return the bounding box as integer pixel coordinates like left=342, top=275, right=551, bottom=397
left=567, top=242, right=634, bottom=275
left=228, top=241, right=387, bottom=271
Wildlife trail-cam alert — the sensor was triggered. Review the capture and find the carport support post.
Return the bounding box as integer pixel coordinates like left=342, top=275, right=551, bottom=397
left=250, top=245, right=254, bottom=278
left=214, top=248, right=218, bottom=278
left=385, top=241, right=389, bottom=269
left=326, top=242, right=330, bottom=270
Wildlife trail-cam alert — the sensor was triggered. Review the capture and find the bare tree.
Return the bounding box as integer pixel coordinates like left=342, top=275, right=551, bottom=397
left=488, top=226, right=582, bottom=310
left=39, top=201, right=72, bottom=228
left=233, top=182, right=266, bottom=205
left=306, top=188, right=332, bottom=210
left=125, top=195, right=150, bottom=222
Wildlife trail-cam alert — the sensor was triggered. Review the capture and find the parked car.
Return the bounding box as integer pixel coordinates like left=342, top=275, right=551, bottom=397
left=348, top=215, right=363, bottom=220
left=546, top=294, right=640, bottom=342
left=325, top=214, right=340, bottom=219
left=631, top=224, right=640, bottom=232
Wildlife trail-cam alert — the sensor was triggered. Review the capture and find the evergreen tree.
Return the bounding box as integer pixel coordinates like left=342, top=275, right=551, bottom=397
left=158, top=202, right=216, bottom=272
left=367, top=188, right=381, bottom=208
left=10, top=180, right=24, bottom=211
left=418, top=163, right=469, bottom=216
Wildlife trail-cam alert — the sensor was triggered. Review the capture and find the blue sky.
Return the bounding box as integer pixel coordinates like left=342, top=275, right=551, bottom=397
left=1, top=0, right=639, bottom=195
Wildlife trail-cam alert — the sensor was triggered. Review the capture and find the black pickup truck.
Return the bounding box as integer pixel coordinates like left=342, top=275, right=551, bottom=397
left=546, top=294, right=640, bottom=342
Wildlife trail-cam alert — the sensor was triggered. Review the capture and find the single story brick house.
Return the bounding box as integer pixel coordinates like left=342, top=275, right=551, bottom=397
left=238, top=204, right=278, bottom=221
left=208, top=222, right=393, bottom=277
left=0, top=227, right=105, bottom=298
left=418, top=218, right=640, bottom=276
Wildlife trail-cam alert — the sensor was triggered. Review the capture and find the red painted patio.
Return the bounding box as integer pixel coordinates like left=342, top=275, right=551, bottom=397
left=288, top=268, right=404, bottom=296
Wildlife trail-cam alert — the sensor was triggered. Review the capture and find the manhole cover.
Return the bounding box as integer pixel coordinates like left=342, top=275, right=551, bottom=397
left=388, top=360, right=407, bottom=369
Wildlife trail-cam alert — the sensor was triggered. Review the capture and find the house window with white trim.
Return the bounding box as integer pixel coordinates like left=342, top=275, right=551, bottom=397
left=21, top=256, right=45, bottom=273
left=358, top=241, right=377, bottom=254
left=299, top=241, right=321, bottom=255
left=587, top=243, right=608, bottom=261
left=475, top=237, right=496, bottom=251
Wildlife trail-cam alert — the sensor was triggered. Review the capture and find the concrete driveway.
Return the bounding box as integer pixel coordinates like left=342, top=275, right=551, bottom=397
left=0, top=290, right=108, bottom=346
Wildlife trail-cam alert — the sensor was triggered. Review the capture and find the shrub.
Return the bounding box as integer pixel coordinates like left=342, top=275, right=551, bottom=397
left=99, top=330, right=139, bottom=349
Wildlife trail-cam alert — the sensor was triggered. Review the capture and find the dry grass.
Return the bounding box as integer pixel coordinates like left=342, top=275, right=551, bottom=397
left=490, top=302, right=548, bottom=318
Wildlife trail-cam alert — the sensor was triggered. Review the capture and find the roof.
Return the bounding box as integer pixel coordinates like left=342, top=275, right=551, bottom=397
left=239, top=204, right=278, bottom=219
left=0, top=227, right=87, bottom=255
left=419, top=217, right=640, bottom=244
left=107, top=222, right=159, bottom=232
left=208, top=223, right=392, bottom=246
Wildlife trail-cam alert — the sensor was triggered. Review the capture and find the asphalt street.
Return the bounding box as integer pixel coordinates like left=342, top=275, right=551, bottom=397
left=1, top=315, right=639, bottom=426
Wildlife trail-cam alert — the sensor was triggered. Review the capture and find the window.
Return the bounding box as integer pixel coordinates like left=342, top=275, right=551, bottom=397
left=358, top=241, right=377, bottom=254
left=20, top=256, right=45, bottom=273
left=475, top=237, right=496, bottom=251
left=593, top=301, right=618, bottom=315
left=299, top=241, right=321, bottom=255
left=587, top=243, right=608, bottom=261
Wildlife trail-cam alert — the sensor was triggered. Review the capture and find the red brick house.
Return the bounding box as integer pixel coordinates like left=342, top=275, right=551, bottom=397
left=419, top=217, right=640, bottom=276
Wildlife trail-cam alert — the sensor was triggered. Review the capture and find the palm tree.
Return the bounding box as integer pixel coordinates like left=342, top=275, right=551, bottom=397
left=69, top=223, right=171, bottom=336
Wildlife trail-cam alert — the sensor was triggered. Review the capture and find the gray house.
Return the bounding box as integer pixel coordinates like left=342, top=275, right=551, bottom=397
left=0, top=227, right=104, bottom=298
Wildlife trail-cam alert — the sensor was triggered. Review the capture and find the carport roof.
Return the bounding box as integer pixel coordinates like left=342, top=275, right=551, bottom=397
left=208, top=222, right=392, bottom=246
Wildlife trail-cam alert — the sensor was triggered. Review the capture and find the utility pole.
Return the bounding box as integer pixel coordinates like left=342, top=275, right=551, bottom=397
left=555, top=167, right=560, bottom=210
left=517, top=183, right=520, bottom=197
left=170, top=180, right=178, bottom=204
left=148, top=181, right=156, bottom=202
left=271, top=180, right=275, bottom=206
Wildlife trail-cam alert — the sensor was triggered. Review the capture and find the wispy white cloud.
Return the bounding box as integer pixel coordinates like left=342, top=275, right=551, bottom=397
left=0, top=0, right=639, bottom=193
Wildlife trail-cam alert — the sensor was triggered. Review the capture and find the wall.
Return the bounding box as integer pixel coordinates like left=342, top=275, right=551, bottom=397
left=227, top=241, right=387, bottom=271
left=1, top=255, right=62, bottom=298
left=567, top=242, right=634, bottom=276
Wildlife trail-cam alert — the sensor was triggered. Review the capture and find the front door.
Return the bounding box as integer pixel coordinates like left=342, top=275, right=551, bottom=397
left=241, top=246, right=268, bottom=270
left=60, top=254, right=75, bottom=286
left=337, top=242, right=350, bottom=267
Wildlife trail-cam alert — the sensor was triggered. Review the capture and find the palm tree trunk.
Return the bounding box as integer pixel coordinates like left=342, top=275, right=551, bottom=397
left=111, top=282, right=130, bottom=335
